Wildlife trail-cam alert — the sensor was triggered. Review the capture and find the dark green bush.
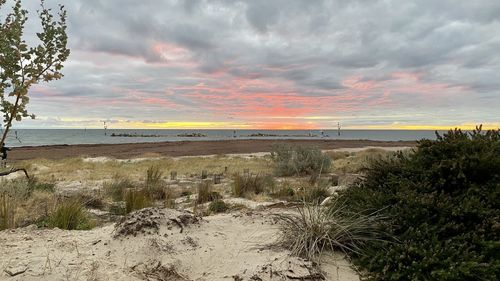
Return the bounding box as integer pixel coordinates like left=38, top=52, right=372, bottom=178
left=340, top=127, right=500, bottom=280
left=271, top=144, right=331, bottom=176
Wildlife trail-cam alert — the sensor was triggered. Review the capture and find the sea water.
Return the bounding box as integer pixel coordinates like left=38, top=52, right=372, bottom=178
left=2, top=129, right=446, bottom=147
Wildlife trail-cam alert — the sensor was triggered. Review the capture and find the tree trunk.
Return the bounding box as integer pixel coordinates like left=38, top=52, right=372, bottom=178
left=0, top=91, right=22, bottom=149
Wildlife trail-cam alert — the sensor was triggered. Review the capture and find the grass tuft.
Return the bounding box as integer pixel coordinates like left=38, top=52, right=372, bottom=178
left=48, top=199, right=93, bottom=230
left=144, top=166, right=166, bottom=200
left=104, top=178, right=135, bottom=202
left=275, top=200, right=383, bottom=260
left=208, top=200, right=229, bottom=213
left=124, top=189, right=151, bottom=214
left=0, top=193, right=15, bottom=230
left=232, top=173, right=274, bottom=198
left=196, top=181, right=220, bottom=204
left=145, top=165, right=163, bottom=188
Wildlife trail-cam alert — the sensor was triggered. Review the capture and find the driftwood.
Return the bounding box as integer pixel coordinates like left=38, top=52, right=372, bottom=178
left=0, top=168, right=30, bottom=179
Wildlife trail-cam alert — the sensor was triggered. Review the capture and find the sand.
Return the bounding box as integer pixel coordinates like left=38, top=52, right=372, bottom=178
left=0, top=146, right=411, bottom=280
left=9, top=139, right=416, bottom=161
left=0, top=207, right=360, bottom=281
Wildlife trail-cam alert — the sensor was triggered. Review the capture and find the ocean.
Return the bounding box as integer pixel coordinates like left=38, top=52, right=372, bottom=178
left=1, top=129, right=446, bottom=147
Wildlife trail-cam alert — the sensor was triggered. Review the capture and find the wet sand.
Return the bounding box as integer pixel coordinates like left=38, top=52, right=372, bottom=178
left=9, top=139, right=416, bottom=161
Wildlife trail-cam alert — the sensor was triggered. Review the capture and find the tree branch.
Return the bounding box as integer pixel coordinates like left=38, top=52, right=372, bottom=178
left=0, top=167, right=29, bottom=179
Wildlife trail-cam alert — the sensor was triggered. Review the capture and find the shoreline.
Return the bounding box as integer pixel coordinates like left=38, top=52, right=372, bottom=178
left=10, top=139, right=416, bottom=161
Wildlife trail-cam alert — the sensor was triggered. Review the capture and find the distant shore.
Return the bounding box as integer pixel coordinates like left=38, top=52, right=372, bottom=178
left=10, top=139, right=417, bottom=161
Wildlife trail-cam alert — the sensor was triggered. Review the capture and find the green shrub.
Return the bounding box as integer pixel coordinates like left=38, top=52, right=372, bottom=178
left=104, top=178, right=135, bottom=201
left=48, top=200, right=93, bottom=230
left=271, top=144, right=331, bottom=176
left=232, top=173, right=272, bottom=197
left=339, top=126, right=500, bottom=280
left=275, top=201, right=383, bottom=260
left=209, top=200, right=229, bottom=213
left=124, top=189, right=151, bottom=214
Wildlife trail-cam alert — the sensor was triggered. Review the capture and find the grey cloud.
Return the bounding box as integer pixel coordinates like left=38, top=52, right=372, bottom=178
left=4, top=0, right=499, bottom=127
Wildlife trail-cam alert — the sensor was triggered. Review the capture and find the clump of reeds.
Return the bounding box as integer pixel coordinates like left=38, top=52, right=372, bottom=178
left=274, top=199, right=384, bottom=260
left=48, top=199, right=93, bottom=230
left=124, top=189, right=151, bottom=214
left=0, top=193, right=15, bottom=230
left=104, top=177, right=135, bottom=201
left=144, top=166, right=166, bottom=200
left=196, top=181, right=220, bottom=204
left=232, top=173, right=274, bottom=198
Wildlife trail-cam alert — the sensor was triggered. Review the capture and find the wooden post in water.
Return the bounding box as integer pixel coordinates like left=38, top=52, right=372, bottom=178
left=201, top=170, right=208, bottom=179
left=170, top=171, right=177, bottom=181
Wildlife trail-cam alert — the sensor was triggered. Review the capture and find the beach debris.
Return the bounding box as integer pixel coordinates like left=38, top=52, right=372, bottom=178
left=320, top=197, right=333, bottom=206
left=327, top=185, right=347, bottom=196
left=240, top=257, right=324, bottom=280
left=113, top=208, right=200, bottom=238
left=132, top=259, right=188, bottom=281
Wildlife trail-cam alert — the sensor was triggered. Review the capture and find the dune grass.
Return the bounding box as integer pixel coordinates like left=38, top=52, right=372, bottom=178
left=17, top=154, right=272, bottom=183
left=232, top=173, right=275, bottom=198
left=48, top=199, right=94, bottom=230
left=124, top=189, right=151, bottom=214
left=208, top=200, right=229, bottom=213
left=275, top=200, right=384, bottom=260
left=0, top=193, right=15, bottom=230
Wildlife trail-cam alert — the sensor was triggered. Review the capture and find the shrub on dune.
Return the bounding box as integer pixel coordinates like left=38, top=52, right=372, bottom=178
left=271, top=144, right=331, bottom=177
left=339, top=126, right=500, bottom=280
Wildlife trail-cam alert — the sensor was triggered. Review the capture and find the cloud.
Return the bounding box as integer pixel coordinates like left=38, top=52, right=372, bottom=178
left=2, top=0, right=498, bottom=129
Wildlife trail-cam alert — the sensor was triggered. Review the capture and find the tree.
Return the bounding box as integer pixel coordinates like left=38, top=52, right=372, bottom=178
left=0, top=0, right=69, bottom=151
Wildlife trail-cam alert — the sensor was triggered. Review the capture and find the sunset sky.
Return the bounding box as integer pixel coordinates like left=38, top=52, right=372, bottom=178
left=10, top=0, right=500, bottom=130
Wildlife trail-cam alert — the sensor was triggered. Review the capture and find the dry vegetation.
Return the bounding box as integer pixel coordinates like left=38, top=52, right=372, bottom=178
left=0, top=147, right=400, bottom=265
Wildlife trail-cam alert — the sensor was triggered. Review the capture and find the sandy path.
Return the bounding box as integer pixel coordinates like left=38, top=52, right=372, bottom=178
left=10, top=139, right=416, bottom=161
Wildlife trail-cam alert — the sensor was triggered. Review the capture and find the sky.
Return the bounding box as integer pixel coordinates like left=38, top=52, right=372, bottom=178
left=3, top=0, right=500, bottom=130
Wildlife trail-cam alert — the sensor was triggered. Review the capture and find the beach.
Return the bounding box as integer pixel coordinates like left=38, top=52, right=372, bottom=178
left=1, top=143, right=412, bottom=280
left=9, top=139, right=416, bottom=161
